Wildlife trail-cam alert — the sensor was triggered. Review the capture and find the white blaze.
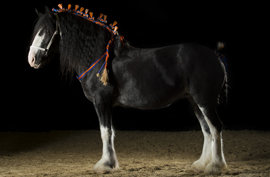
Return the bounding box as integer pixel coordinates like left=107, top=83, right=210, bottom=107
left=28, top=29, right=45, bottom=67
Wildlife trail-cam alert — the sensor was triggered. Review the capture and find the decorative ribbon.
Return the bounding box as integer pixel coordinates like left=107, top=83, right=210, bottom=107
left=52, top=4, right=119, bottom=85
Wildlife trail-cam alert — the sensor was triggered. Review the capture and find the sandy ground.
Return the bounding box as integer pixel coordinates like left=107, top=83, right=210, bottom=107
left=0, top=130, right=269, bottom=177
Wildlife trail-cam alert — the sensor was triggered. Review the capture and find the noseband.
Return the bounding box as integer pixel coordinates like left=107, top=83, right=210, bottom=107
left=30, top=14, right=61, bottom=57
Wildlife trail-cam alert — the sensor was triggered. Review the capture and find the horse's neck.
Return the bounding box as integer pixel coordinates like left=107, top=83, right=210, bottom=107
left=58, top=15, right=109, bottom=77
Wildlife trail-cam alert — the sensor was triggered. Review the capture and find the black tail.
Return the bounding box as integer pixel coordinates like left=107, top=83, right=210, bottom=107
left=216, top=42, right=229, bottom=104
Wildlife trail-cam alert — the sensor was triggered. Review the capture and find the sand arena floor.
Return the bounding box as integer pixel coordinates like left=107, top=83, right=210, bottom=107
left=0, top=130, right=270, bottom=177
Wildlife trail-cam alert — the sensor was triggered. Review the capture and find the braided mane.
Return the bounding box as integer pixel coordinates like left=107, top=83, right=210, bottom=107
left=52, top=4, right=118, bottom=85
left=52, top=4, right=118, bottom=35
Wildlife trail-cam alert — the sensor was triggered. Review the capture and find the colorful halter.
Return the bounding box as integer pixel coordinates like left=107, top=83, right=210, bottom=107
left=52, top=4, right=119, bottom=85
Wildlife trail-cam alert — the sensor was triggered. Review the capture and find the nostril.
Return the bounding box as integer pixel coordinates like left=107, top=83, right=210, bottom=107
left=28, top=50, right=38, bottom=67
left=28, top=56, right=36, bottom=67
left=31, top=57, right=35, bottom=64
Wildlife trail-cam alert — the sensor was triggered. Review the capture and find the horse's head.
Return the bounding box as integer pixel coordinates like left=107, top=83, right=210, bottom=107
left=28, top=6, right=59, bottom=69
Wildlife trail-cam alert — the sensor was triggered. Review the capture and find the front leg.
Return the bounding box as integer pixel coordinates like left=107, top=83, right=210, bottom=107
left=92, top=98, right=119, bottom=173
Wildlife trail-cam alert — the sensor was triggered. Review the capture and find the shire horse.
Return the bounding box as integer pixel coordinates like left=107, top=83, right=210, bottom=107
left=28, top=5, right=228, bottom=175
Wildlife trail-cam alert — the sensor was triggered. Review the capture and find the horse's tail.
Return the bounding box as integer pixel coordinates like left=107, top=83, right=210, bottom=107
left=216, top=42, right=229, bottom=104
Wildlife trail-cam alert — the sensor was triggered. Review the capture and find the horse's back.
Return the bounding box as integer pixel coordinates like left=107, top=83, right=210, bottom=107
left=112, top=43, right=224, bottom=109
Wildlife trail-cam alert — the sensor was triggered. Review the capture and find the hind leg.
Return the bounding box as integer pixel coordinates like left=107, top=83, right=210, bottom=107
left=189, top=97, right=212, bottom=172
left=198, top=104, right=227, bottom=175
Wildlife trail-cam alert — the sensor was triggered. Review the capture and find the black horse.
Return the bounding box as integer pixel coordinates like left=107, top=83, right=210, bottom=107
left=28, top=5, right=228, bottom=175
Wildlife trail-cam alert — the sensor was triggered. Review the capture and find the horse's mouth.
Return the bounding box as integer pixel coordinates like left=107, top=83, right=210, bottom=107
left=33, top=64, right=41, bottom=69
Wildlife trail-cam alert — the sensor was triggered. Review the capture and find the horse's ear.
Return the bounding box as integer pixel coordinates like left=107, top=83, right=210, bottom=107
left=35, top=8, right=44, bottom=17
left=45, top=6, right=53, bottom=18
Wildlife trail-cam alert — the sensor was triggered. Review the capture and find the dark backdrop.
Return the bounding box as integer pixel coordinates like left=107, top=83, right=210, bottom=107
left=2, top=1, right=266, bottom=131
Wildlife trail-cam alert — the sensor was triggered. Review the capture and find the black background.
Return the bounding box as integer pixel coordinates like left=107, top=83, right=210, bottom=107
left=2, top=1, right=267, bottom=131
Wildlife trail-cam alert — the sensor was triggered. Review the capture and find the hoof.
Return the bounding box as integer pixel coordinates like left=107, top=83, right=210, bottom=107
left=93, top=162, right=113, bottom=174
left=93, top=158, right=119, bottom=174
left=204, top=162, right=227, bottom=175
left=191, top=159, right=209, bottom=172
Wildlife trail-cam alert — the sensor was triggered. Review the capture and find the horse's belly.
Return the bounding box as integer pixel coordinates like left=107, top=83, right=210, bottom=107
left=116, top=83, right=187, bottom=109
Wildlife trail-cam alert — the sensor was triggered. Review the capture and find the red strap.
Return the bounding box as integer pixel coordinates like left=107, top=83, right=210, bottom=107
left=120, top=36, right=124, bottom=46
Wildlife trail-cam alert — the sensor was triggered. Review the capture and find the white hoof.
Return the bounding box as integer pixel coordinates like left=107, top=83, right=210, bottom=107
left=93, top=158, right=119, bottom=174
left=204, top=162, right=227, bottom=175
left=93, top=161, right=113, bottom=174
left=191, top=159, right=210, bottom=172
